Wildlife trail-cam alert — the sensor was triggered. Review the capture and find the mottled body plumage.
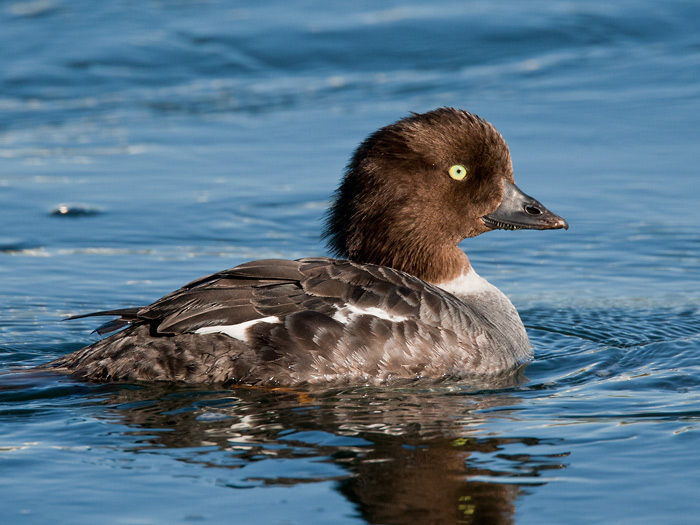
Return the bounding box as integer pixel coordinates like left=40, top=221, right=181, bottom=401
left=51, top=258, right=530, bottom=384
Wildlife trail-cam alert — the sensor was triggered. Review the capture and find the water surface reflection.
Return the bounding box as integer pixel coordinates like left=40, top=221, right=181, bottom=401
left=95, top=375, right=568, bottom=524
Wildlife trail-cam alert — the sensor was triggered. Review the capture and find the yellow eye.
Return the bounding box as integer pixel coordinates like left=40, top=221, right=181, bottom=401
left=449, top=164, right=468, bottom=180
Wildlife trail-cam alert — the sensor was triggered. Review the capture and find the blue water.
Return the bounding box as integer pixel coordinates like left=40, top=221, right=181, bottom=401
left=2, top=1, right=700, bottom=523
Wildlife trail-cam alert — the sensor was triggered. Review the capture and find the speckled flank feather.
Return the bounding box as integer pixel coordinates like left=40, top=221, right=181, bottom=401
left=48, top=258, right=530, bottom=385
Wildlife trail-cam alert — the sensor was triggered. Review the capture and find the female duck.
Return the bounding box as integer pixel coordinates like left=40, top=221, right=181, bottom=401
left=48, top=108, right=567, bottom=385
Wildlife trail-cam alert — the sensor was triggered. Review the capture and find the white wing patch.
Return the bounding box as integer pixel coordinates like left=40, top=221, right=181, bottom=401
left=332, top=304, right=409, bottom=324
left=194, top=316, right=280, bottom=342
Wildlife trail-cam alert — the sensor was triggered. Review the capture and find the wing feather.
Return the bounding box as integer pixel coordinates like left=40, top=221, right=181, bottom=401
left=71, top=256, right=482, bottom=354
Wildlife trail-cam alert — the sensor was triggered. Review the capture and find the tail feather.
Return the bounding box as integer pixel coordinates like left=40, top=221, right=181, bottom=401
left=66, top=307, right=143, bottom=335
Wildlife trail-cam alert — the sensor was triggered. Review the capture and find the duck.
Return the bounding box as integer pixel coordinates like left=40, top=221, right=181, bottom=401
left=46, top=107, right=567, bottom=386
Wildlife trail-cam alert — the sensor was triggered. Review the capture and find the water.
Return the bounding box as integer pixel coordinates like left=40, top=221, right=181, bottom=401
left=1, top=0, right=699, bottom=523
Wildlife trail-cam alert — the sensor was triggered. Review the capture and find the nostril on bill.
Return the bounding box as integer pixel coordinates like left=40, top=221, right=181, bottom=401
left=525, top=205, right=542, bottom=215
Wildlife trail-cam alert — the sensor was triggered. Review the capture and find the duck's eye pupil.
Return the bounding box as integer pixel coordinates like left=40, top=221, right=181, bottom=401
left=449, top=164, right=468, bottom=180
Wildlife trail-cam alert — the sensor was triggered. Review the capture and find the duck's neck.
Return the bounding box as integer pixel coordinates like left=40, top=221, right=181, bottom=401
left=352, top=241, right=471, bottom=284
left=420, top=246, right=471, bottom=285
left=434, top=263, right=501, bottom=300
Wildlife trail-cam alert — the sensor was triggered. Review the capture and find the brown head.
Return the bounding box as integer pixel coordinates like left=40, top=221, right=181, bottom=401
left=323, top=108, right=567, bottom=283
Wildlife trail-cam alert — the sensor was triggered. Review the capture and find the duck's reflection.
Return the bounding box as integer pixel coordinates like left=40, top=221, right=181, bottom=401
left=94, top=374, right=568, bottom=525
